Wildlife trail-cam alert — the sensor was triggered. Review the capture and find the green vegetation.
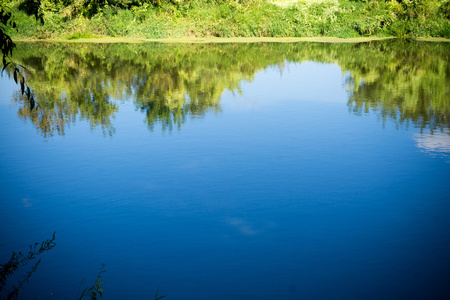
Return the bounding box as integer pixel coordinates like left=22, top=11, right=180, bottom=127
left=0, top=233, right=56, bottom=300
left=78, top=264, right=105, bottom=300
left=3, top=0, right=450, bottom=39
left=0, top=234, right=106, bottom=300
left=1, top=236, right=165, bottom=300
left=6, top=40, right=449, bottom=136
left=1, top=2, right=38, bottom=107
left=345, top=40, right=450, bottom=131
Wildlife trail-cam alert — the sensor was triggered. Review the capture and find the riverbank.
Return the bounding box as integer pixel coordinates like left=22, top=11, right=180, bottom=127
left=6, top=0, right=450, bottom=40
left=14, top=36, right=399, bottom=43
left=13, top=36, right=450, bottom=45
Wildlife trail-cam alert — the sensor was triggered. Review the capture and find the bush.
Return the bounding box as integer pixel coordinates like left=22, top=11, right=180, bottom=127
left=440, top=0, right=450, bottom=19
left=6, top=0, right=450, bottom=39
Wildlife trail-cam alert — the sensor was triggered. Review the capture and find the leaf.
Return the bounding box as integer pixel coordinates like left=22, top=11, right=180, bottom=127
left=1, top=61, right=10, bottom=72
left=154, top=289, right=167, bottom=300
left=13, top=69, right=17, bottom=83
left=20, top=78, right=25, bottom=95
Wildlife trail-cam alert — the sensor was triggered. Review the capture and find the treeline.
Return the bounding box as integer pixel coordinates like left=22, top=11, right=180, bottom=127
left=4, top=0, right=450, bottom=39
left=8, top=40, right=450, bottom=136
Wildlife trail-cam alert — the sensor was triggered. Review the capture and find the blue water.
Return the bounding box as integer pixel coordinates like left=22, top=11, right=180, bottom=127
left=1, top=48, right=450, bottom=299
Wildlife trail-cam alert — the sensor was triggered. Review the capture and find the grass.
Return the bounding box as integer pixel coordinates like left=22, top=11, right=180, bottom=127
left=5, top=0, right=450, bottom=40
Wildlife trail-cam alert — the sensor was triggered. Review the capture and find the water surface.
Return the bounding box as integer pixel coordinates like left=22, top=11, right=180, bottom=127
left=1, top=40, right=449, bottom=300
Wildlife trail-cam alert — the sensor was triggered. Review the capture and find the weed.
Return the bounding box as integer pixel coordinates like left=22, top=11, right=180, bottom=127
left=6, top=0, right=450, bottom=39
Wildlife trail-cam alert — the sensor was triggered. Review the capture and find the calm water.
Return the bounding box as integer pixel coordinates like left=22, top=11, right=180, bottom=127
left=1, top=40, right=450, bottom=299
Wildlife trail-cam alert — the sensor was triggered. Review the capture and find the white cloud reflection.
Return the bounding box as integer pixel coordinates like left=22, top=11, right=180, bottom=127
left=414, top=129, right=450, bottom=160
left=225, top=218, right=258, bottom=236
left=22, top=198, right=32, bottom=208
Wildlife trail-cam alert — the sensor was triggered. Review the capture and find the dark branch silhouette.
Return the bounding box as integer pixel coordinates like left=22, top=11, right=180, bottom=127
left=0, top=1, right=41, bottom=110
left=0, top=232, right=56, bottom=300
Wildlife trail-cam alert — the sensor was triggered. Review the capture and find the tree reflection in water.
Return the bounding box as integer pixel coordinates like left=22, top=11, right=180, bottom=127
left=7, top=40, right=450, bottom=137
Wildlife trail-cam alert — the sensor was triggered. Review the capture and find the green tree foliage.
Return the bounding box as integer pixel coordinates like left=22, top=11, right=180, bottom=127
left=6, top=0, right=450, bottom=39
left=17, top=0, right=44, bottom=22
left=0, top=3, right=16, bottom=60
left=6, top=40, right=449, bottom=136
left=440, top=0, right=450, bottom=19
left=1, top=0, right=41, bottom=108
left=345, top=40, right=450, bottom=131
left=347, top=0, right=450, bottom=37
left=36, top=0, right=172, bottom=18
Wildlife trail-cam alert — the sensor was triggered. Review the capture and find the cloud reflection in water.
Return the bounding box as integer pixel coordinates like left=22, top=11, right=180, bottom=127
left=414, top=129, right=450, bottom=161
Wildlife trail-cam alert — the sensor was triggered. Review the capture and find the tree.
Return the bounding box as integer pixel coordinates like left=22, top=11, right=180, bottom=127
left=0, top=1, right=39, bottom=109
